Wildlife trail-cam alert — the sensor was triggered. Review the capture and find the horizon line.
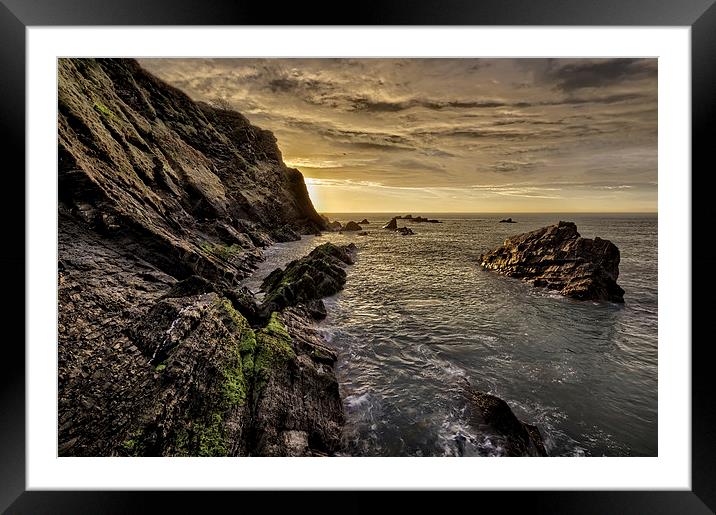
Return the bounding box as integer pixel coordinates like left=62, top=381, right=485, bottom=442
left=318, top=211, right=658, bottom=214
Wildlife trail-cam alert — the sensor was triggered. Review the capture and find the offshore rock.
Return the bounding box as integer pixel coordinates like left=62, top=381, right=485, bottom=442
left=499, top=217, right=517, bottom=223
left=358, top=219, right=370, bottom=225
left=382, top=218, right=398, bottom=230
left=342, top=221, right=362, bottom=231
left=479, top=221, right=624, bottom=302
left=465, top=384, right=548, bottom=457
left=397, top=227, right=415, bottom=235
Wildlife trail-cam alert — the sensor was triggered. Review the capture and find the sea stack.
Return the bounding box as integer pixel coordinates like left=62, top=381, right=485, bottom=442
left=382, top=218, right=398, bottom=230
left=342, top=221, right=362, bottom=231
left=479, top=221, right=624, bottom=302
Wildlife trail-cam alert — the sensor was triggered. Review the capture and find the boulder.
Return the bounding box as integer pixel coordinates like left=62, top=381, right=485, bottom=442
left=382, top=218, right=398, bottom=230
left=357, top=231, right=368, bottom=236
left=397, top=227, right=414, bottom=235
left=479, top=221, right=624, bottom=302
left=328, top=220, right=342, bottom=231
left=465, top=384, right=547, bottom=457
left=358, top=219, right=370, bottom=225
left=343, top=221, right=362, bottom=231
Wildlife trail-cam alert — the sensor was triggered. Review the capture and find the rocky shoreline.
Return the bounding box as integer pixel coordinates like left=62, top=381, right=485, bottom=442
left=58, top=58, right=551, bottom=457
left=57, top=58, right=342, bottom=456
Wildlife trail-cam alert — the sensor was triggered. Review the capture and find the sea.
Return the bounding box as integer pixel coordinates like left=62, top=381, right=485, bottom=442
left=242, top=213, right=658, bottom=457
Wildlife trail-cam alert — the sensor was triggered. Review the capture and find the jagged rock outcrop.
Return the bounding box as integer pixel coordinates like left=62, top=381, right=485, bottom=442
left=58, top=58, right=345, bottom=457
left=342, top=221, right=362, bottom=231
left=479, top=221, right=624, bottom=302
left=464, top=383, right=547, bottom=457
left=382, top=218, right=398, bottom=230
left=259, top=243, right=356, bottom=316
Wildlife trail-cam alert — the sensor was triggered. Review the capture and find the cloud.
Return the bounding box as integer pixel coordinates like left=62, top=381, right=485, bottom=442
left=546, top=59, right=657, bottom=92
left=138, top=57, right=658, bottom=211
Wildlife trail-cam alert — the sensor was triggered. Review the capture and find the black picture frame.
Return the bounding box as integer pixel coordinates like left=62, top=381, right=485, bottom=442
left=2, top=1, right=714, bottom=513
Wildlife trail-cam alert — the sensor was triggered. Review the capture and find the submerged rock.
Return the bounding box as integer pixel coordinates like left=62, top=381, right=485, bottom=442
left=357, top=231, right=368, bottom=236
left=479, top=221, right=624, bottom=302
left=343, top=221, right=362, bottom=231
left=397, top=227, right=415, bottom=235
left=382, top=218, right=398, bottom=230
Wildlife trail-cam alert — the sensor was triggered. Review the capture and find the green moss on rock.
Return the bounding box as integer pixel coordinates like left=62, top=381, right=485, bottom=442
left=200, top=242, right=244, bottom=262
left=93, top=101, right=114, bottom=118
left=196, top=413, right=227, bottom=456
left=252, top=312, right=295, bottom=394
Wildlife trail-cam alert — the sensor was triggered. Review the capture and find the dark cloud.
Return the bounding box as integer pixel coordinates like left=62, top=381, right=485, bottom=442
left=546, top=58, right=657, bottom=92
left=491, top=160, right=542, bottom=173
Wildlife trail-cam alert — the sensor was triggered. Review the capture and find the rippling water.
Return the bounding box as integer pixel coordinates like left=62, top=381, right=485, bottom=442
left=243, top=213, right=657, bottom=457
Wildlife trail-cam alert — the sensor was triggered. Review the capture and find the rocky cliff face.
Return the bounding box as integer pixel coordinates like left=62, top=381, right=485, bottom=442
left=59, top=58, right=324, bottom=287
left=58, top=58, right=343, bottom=457
left=479, top=221, right=624, bottom=302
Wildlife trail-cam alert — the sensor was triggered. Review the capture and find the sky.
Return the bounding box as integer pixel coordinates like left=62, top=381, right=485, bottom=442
left=139, top=58, right=657, bottom=213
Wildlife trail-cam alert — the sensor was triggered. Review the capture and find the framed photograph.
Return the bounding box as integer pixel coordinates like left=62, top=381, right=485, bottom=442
left=2, top=0, right=714, bottom=512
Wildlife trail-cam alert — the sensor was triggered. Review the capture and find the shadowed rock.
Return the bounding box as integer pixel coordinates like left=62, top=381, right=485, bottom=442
left=464, top=383, right=548, bottom=457
left=358, top=219, right=370, bottom=224
left=397, top=227, right=415, bottom=235
left=382, top=218, right=398, bottom=230
left=343, top=221, right=362, bottom=231
left=499, top=217, right=517, bottom=223
left=479, top=221, right=624, bottom=302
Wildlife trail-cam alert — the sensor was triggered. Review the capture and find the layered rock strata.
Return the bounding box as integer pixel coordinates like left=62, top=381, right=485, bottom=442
left=479, top=221, right=624, bottom=302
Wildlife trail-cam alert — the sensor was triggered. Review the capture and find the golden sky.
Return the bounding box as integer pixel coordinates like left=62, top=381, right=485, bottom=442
left=140, top=58, right=657, bottom=213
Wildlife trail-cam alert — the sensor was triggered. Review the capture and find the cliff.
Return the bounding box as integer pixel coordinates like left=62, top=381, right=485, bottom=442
left=57, top=59, right=341, bottom=456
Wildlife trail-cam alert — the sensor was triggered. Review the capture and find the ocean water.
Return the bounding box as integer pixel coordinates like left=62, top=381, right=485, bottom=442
left=242, top=213, right=658, bottom=457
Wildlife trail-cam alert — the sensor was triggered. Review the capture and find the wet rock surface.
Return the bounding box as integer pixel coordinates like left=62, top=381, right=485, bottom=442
left=479, top=221, right=624, bottom=302
left=463, top=382, right=547, bottom=457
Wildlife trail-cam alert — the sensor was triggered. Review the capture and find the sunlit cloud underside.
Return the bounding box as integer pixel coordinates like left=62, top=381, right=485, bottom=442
left=140, top=58, right=657, bottom=213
